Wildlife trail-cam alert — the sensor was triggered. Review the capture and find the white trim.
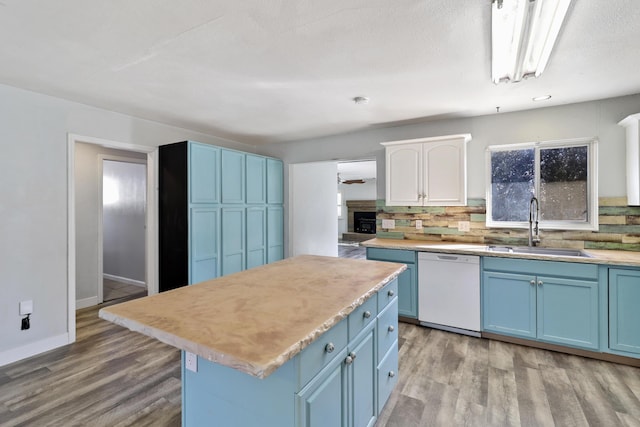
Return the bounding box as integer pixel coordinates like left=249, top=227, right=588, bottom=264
left=0, top=333, right=69, bottom=367
left=67, top=134, right=159, bottom=349
left=76, top=297, right=99, bottom=310
left=103, top=273, right=146, bottom=288
left=98, top=155, right=147, bottom=304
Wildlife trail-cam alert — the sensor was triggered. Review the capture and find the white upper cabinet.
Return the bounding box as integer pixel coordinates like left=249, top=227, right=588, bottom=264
left=382, top=134, right=471, bottom=206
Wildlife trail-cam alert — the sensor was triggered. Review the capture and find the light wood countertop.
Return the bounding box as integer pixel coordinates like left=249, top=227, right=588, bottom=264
left=99, top=255, right=406, bottom=379
left=361, top=238, right=640, bottom=267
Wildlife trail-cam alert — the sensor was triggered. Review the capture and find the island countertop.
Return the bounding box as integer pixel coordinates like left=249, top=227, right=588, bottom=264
left=99, top=255, right=406, bottom=379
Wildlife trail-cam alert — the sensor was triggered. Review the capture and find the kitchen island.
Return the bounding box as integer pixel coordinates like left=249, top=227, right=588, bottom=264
left=99, top=255, right=406, bottom=427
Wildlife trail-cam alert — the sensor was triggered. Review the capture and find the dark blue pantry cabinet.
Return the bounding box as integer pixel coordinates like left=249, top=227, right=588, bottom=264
left=159, top=141, right=284, bottom=292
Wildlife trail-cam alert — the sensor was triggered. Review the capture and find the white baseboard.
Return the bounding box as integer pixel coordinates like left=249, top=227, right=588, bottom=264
left=76, top=296, right=99, bottom=310
left=0, top=333, right=70, bottom=367
left=103, top=273, right=146, bottom=288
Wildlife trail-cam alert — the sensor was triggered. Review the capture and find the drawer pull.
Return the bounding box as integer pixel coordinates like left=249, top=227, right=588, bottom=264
left=363, top=310, right=372, bottom=319
left=388, top=371, right=396, bottom=378
left=325, top=343, right=335, bottom=353
left=345, top=355, right=354, bottom=365
left=349, top=351, right=356, bottom=361
left=388, top=325, right=395, bottom=332
left=388, top=290, right=395, bottom=297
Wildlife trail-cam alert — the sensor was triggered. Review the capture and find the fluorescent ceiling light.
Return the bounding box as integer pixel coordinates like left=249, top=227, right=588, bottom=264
left=491, top=0, right=572, bottom=84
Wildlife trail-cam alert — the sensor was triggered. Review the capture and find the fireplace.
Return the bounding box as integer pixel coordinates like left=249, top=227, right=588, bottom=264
left=354, top=211, right=376, bottom=234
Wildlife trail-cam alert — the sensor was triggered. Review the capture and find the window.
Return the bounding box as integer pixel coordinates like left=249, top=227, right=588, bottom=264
left=337, top=191, right=343, bottom=218
left=486, top=137, right=598, bottom=231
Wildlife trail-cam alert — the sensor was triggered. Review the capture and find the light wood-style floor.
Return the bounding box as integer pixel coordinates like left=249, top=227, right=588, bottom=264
left=2, top=305, right=640, bottom=426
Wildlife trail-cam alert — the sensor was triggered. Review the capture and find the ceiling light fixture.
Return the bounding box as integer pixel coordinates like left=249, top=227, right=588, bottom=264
left=491, top=0, right=572, bottom=84
left=532, top=95, right=552, bottom=101
left=353, top=96, right=369, bottom=105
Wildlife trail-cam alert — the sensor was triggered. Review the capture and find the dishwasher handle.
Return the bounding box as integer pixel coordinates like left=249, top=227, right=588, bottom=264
left=436, top=255, right=459, bottom=261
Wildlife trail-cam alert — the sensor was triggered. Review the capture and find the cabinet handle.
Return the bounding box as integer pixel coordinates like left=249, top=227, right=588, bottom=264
left=530, top=280, right=535, bottom=286
left=349, top=351, right=357, bottom=360
left=538, top=280, right=543, bottom=286
left=325, top=343, right=335, bottom=353
left=345, top=355, right=354, bottom=365
left=388, top=325, right=395, bottom=332
left=388, top=371, right=396, bottom=378
left=363, top=310, right=371, bottom=319
left=388, top=290, right=395, bottom=297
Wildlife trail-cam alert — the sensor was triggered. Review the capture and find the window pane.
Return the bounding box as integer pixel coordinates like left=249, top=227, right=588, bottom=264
left=540, top=146, right=588, bottom=221
left=491, top=149, right=535, bottom=221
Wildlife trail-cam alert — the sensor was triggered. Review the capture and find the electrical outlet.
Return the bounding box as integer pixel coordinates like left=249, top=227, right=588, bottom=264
left=185, top=351, right=198, bottom=372
left=20, top=300, right=33, bottom=316
left=458, top=221, right=470, bottom=232
left=382, top=219, right=395, bottom=229
left=415, top=220, right=423, bottom=229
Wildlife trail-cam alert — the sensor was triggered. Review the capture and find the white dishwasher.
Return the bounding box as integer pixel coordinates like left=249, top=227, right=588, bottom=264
left=418, top=252, right=480, bottom=337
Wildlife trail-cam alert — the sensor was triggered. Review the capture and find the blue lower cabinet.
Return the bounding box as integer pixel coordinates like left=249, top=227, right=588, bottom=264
left=482, top=271, right=536, bottom=339
left=366, top=248, right=418, bottom=319
left=296, top=350, right=347, bottom=427
left=482, top=258, right=599, bottom=351
left=609, top=268, right=640, bottom=356
left=183, top=280, right=399, bottom=427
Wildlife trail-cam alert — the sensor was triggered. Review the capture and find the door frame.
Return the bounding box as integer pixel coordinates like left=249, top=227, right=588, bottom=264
left=98, top=155, right=148, bottom=304
left=67, top=134, right=158, bottom=343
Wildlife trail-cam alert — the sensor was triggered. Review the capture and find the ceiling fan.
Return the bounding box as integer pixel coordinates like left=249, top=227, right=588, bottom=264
left=338, top=173, right=366, bottom=185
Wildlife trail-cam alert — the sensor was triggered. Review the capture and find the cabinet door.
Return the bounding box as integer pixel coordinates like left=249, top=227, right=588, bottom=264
left=536, top=276, right=599, bottom=350
left=189, top=143, right=220, bottom=204
left=609, top=268, right=640, bottom=355
left=296, top=354, right=347, bottom=427
left=221, top=150, right=246, bottom=204
left=397, top=263, right=418, bottom=318
left=349, top=327, right=376, bottom=427
left=423, top=139, right=466, bottom=206
left=267, top=158, right=284, bottom=204
left=267, top=206, right=284, bottom=263
left=385, top=143, right=422, bottom=206
left=190, top=207, right=220, bottom=284
left=246, top=155, right=267, bottom=204
left=221, top=207, right=245, bottom=275
left=246, top=207, right=266, bottom=269
left=482, top=271, right=536, bottom=338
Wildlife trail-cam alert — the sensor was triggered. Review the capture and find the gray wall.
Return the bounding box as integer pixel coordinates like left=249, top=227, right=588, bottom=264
left=103, top=160, right=146, bottom=283
left=0, top=83, right=255, bottom=363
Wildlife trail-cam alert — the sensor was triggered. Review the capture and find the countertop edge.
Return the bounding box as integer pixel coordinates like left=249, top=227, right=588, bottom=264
left=361, top=238, right=640, bottom=267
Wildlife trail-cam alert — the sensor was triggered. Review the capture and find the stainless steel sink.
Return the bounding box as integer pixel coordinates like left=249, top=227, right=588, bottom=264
left=487, top=245, right=593, bottom=258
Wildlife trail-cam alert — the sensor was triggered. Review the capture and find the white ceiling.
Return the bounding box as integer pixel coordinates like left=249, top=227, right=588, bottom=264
left=338, top=160, right=376, bottom=181
left=1, top=0, right=639, bottom=145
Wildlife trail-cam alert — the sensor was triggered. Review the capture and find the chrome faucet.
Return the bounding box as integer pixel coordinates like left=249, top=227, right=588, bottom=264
left=529, top=196, right=541, bottom=247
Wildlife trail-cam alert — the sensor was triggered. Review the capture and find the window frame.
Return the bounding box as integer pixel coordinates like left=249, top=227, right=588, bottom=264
left=485, top=137, right=598, bottom=231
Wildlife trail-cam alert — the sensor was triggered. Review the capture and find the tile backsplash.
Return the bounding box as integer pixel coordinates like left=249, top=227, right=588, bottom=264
left=376, top=197, right=640, bottom=252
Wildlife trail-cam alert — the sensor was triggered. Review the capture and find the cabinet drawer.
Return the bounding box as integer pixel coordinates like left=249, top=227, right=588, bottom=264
left=349, top=296, right=377, bottom=341
left=378, top=279, right=399, bottom=312
left=367, top=248, right=416, bottom=264
left=483, top=257, right=598, bottom=280
left=298, top=318, right=348, bottom=388
left=377, top=342, right=398, bottom=415
left=377, top=298, right=399, bottom=359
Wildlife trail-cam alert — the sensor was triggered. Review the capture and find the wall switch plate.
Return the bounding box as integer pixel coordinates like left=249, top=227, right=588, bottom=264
left=185, top=351, right=198, bottom=372
left=415, top=220, right=423, bottom=229
left=458, top=221, right=470, bottom=232
left=19, top=300, right=33, bottom=316
left=382, top=219, right=395, bottom=229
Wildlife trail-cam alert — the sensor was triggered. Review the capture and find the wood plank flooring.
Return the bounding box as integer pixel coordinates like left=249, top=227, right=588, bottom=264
left=2, top=304, right=640, bottom=426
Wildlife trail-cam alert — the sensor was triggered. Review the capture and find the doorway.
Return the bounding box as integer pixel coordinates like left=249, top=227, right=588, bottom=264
left=100, top=157, right=147, bottom=303
left=68, top=134, right=157, bottom=343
